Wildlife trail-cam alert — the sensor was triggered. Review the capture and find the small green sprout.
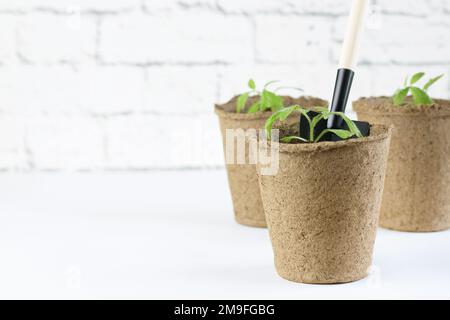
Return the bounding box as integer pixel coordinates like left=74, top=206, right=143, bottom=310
left=265, top=106, right=363, bottom=144
left=236, top=79, right=303, bottom=114
left=393, top=72, right=444, bottom=106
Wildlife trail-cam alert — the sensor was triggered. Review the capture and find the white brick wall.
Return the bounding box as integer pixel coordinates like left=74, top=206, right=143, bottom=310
left=0, top=16, right=16, bottom=63
left=100, top=12, right=253, bottom=64
left=0, top=115, right=27, bottom=170
left=26, top=115, right=104, bottom=170
left=144, top=66, right=218, bottom=114
left=0, top=0, right=449, bottom=171
left=0, top=0, right=140, bottom=12
left=17, top=13, right=96, bottom=64
left=255, top=16, right=331, bottom=64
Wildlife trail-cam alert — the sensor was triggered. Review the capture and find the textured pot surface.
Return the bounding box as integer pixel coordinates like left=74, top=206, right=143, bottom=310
left=215, top=96, right=326, bottom=228
left=354, top=97, right=450, bottom=232
left=257, top=125, right=392, bottom=283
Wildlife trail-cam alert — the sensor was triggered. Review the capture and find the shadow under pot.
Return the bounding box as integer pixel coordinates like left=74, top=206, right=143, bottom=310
left=257, top=124, right=392, bottom=283
left=215, top=95, right=327, bottom=228
left=354, top=97, right=450, bottom=232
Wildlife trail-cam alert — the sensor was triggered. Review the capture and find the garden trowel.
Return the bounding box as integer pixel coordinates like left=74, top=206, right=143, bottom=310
left=300, top=0, right=371, bottom=141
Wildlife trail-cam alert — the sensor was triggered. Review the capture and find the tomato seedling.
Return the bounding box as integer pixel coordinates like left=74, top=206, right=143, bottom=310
left=393, top=72, right=444, bottom=106
left=265, top=105, right=363, bottom=143
left=236, top=79, right=302, bottom=114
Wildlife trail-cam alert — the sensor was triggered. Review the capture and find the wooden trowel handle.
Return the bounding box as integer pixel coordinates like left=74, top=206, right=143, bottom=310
left=339, top=0, right=369, bottom=70
left=328, top=0, right=369, bottom=129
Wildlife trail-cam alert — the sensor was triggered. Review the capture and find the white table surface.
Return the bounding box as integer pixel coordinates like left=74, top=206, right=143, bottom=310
left=0, top=170, right=449, bottom=300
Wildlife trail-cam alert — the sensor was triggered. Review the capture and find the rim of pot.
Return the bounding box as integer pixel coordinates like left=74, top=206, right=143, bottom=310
left=259, top=124, right=392, bottom=154
left=215, top=95, right=328, bottom=121
left=353, top=97, right=450, bottom=117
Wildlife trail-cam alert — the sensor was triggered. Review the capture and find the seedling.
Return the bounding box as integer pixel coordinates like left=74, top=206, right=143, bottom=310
left=236, top=79, right=303, bottom=114
left=265, top=105, right=363, bottom=143
left=393, top=72, right=444, bottom=106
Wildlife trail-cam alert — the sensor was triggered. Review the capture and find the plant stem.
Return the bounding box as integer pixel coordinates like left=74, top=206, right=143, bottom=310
left=314, top=130, right=328, bottom=143
left=304, top=115, right=313, bottom=142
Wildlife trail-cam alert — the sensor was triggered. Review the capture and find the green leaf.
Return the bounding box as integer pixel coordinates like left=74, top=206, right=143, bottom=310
left=236, top=93, right=249, bottom=113
left=316, top=108, right=332, bottom=121
left=281, top=136, right=308, bottom=143
left=423, top=74, right=444, bottom=91
left=268, top=91, right=284, bottom=111
left=248, top=79, right=256, bottom=90
left=315, top=129, right=355, bottom=143
left=271, top=95, right=284, bottom=112
left=327, top=129, right=355, bottom=140
left=404, top=76, right=408, bottom=87
left=410, top=72, right=425, bottom=85
left=247, top=102, right=261, bottom=113
left=260, top=90, right=284, bottom=112
left=330, top=112, right=363, bottom=138
left=393, top=87, right=410, bottom=106
left=410, top=87, right=433, bottom=106
left=343, top=116, right=363, bottom=138
left=260, top=91, right=269, bottom=111
left=264, top=105, right=301, bottom=139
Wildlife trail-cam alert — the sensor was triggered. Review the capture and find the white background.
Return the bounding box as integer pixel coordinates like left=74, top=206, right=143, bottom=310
left=0, top=0, right=449, bottom=299
left=0, top=171, right=449, bottom=299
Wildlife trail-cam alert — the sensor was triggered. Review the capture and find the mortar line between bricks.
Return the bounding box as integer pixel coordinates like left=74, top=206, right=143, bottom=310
left=0, top=7, right=447, bottom=18
left=328, top=16, right=338, bottom=64
left=215, top=70, right=222, bottom=103
left=94, top=15, right=102, bottom=63
left=0, top=110, right=218, bottom=118
left=23, top=126, right=35, bottom=171
left=0, top=167, right=226, bottom=173
left=88, top=111, right=217, bottom=118
left=0, top=10, right=28, bottom=15
left=97, top=61, right=233, bottom=67
left=102, top=166, right=225, bottom=172
left=0, top=8, right=138, bottom=16
left=354, top=61, right=450, bottom=67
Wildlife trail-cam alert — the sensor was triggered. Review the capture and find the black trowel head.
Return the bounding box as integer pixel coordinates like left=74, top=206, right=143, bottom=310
left=299, top=111, right=370, bottom=142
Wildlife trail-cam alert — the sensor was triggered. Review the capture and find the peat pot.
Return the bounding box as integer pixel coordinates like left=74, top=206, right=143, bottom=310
left=257, top=124, right=392, bottom=283
left=215, top=96, right=326, bottom=228
left=354, top=97, right=450, bottom=232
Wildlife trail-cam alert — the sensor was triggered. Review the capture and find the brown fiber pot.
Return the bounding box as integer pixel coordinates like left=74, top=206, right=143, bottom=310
left=257, top=125, right=392, bottom=283
left=215, top=96, right=327, bottom=228
left=354, top=97, right=450, bottom=232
